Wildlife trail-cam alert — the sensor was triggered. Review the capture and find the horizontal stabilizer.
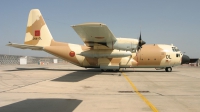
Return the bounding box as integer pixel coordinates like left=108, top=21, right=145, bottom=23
left=7, top=42, right=43, bottom=50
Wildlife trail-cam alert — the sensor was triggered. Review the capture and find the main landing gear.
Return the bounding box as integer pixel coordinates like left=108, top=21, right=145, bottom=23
left=165, top=67, right=172, bottom=72
left=101, top=69, right=119, bottom=72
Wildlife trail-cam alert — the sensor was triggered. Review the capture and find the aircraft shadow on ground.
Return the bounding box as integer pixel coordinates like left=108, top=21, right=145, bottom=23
left=6, top=68, right=106, bottom=72
left=0, top=98, right=82, bottom=112
left=51, top=69, right=169, bottom=82
left=6, top=67, right=169, bottom=72
left=121, top=70, right=166, bottom=72
left=5, top=68, right=175, bottom=82
left=52, top=70, right=105, bottom=82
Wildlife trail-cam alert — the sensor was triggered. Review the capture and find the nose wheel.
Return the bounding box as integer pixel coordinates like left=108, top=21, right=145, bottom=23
left=165, top=67, right=172, bottom=72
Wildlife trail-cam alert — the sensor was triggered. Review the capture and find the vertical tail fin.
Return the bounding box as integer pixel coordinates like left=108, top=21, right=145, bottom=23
left=24, top=9, right=53, bottom=46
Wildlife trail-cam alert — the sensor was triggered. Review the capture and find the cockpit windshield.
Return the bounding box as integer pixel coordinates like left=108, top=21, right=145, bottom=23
left=172, top=47, right=180, bottom=52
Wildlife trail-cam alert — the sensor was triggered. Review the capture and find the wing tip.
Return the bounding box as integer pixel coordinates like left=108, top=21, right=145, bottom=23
left=72, top=22, right=106, bottom=27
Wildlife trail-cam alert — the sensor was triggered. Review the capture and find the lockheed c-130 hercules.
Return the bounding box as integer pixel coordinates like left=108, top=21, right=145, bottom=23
left=7, top=9, right=190, bottom=72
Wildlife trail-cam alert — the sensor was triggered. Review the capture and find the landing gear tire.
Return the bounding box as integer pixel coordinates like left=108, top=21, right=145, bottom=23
left=165, top=67, right=172, bottom=72
left=101, top=69, right=107, bottom=72
left=113, top=69, right=119, bottom=72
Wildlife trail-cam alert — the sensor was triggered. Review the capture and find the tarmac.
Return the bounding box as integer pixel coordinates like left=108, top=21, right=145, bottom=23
left=0, top=63, right=200, bottom=112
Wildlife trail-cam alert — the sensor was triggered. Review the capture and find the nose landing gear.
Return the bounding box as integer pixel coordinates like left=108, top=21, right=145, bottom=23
left=165, top=67, right=172, bottom=72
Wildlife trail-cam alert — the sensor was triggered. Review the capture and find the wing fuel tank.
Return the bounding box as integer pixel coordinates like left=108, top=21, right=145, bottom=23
left=78, top=50, right=131, bottom=58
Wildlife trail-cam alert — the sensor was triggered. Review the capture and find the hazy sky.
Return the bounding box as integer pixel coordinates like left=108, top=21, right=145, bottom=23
left=0, top=0, right=199, bottom=58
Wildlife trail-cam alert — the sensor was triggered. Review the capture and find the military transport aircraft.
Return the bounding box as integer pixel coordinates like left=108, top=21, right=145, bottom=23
left=7, top=9, right=190, bottom=72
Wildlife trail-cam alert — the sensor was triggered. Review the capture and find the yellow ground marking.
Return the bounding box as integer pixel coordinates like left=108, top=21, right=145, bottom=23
left=122, top=72, right=159, bottom=112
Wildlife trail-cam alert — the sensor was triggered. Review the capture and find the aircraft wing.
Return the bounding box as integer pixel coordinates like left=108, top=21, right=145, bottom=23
left=71, top=22, right=116, bottom=47
left=7, top=42, right=43, bottom=50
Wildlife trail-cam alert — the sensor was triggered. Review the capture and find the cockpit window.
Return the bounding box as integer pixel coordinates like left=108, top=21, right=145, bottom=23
left=172, top=47, right=176, bottom=52
left=172, top=47, right=180, bottom=52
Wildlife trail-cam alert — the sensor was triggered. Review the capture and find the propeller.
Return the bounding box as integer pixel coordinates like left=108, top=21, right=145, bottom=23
left=137, top=32, right=146, bottom=51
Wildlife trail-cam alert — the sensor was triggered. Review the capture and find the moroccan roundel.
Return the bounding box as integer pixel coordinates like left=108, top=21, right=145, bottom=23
left=69, top=51, right=75, bottom=57
left=35, top=30, right=40, bottom=36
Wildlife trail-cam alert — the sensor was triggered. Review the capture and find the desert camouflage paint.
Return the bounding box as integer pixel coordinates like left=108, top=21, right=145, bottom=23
left=14, top=9, right=183, bottom=70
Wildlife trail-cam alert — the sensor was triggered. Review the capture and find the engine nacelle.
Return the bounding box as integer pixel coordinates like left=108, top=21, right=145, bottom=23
left=107, top=38, right=139, bottom=51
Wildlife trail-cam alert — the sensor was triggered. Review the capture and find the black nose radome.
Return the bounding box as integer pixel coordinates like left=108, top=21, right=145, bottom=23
left=181, top=55, right=190, bottom=64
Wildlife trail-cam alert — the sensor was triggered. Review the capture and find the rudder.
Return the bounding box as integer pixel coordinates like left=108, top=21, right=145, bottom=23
left=24, top=9, right=53, bottom=46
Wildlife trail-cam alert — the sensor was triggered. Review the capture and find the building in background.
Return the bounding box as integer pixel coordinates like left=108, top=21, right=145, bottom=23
left=0, top=54, right=64, bottom=65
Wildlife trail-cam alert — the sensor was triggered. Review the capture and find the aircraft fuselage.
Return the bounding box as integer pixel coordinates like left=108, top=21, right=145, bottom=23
left=8, top=9, right=190, bottom=72
left=44, top=40, right=182, bottom=69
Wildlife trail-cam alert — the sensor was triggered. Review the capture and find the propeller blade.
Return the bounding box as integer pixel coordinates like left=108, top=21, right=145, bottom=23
left=137, top=32, right=146, bottom=51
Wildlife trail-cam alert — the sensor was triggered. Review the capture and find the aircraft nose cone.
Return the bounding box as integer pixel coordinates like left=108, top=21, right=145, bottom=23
left=181, top=55, right=190, bottom=64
